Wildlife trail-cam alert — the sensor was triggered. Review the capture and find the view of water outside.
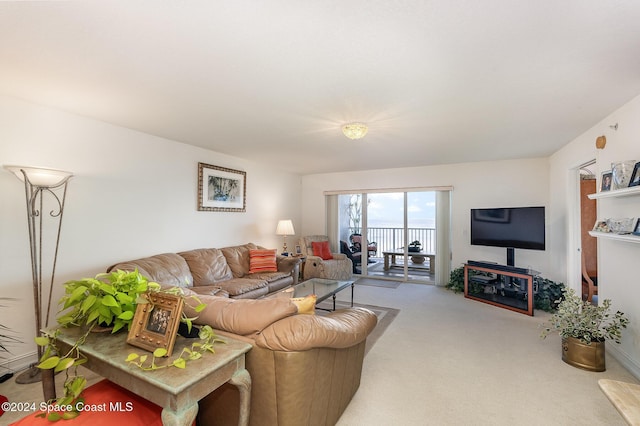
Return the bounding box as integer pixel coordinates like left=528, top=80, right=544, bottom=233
left=340, top=191, right=437, bottom=255
left=367, top=192, right=436, bottom=229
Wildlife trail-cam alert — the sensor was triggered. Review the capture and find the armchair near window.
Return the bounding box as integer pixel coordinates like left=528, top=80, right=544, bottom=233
left=350, top=233, right=378, bottom=259
left=300, top=235, right=353, bottom=280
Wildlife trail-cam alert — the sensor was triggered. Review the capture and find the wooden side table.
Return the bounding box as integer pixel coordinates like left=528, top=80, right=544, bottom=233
left=55, top=327, right=252, bottom=426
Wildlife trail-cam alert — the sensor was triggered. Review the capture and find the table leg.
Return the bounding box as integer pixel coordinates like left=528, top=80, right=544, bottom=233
left=161, top=402, right=198, bottom=426
left=350, top=282, right=354, bottom=307
left=229, top=368, right=252, bottom=426
left=384, top=254, right=389, bottom=271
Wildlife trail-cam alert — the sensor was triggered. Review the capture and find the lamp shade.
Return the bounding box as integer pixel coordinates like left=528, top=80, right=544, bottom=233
left=276, top=219, right=295, bottom=236
left=4, top=165, right=73, bottom=187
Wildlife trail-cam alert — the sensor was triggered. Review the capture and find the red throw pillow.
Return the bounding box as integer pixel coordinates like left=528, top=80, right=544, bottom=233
left=311, top=241, right=333, bottom=260
left=249, top=249, right=278, bottom=273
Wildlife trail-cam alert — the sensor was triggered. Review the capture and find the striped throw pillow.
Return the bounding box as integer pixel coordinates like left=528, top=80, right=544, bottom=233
left=249, top=249, right=278, bottom=273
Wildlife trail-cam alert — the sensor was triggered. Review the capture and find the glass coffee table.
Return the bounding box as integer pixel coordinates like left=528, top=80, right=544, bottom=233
left=276, top=278, right=354, bottom=311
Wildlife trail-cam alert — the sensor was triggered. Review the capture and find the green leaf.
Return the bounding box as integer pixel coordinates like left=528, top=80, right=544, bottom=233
left=80, top=294, right=97, bottom=313
left=117, top=311, right=134, bottom=320
left=126, top=353, right=139, bottom=362
left=47, top=412, right=62, bottom=422
left=101, top=294, right=118, bottom=307
left=70, top=377, right=87, bottom=398
left=34, top=336, right=49, bottom=346
left=54, top=357, right=75, bottom=373
left=140, top=355, right=148, bottom=364
left=37, top=356, right=60, bottom=370
left=86, top=308, right=101, bottom=324
left=153, top=348, right=168, bottom=358
left=172, top=358, right=186, bottom=368
left=62, top=411, right=80, bottom=420
left=68, top=285, right=88, bottom=303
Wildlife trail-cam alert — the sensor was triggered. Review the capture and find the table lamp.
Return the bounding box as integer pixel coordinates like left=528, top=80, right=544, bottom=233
left=276, top=220, right=295, bottom=254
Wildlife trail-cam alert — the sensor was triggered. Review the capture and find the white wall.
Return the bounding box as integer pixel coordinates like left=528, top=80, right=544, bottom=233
left=0, top=96, right=301, bottom=371
left=550, top=93, right=640, bottom=378
left=301, top=157, right=551, bottom=279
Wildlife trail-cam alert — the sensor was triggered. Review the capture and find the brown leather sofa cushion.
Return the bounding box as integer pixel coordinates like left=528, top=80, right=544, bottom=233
left=179, top=248, right=233, bottom=285
left=185, top=294, right=298, bottom=336
left=221, top=243, right=258, bottom=278
left=255, top=307, right=377, bottom=351
left=107, top=253, right=193, bottom=288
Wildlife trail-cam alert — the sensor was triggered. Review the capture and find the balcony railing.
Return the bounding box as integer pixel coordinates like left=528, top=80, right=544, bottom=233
left=347, top=227, right=436, bottom=255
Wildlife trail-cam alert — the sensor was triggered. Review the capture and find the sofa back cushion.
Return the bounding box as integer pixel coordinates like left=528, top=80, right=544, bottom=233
left=220, top=243, right=258, bottom=278
left=179, top=248, right=233, bottom=286
left=107, top=253, right=193, bottom=288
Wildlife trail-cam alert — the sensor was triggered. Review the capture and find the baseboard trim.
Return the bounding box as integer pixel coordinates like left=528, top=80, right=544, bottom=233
left=608, top=344, right=640, bottom=381
left=0, top=350, right=37, bottom=374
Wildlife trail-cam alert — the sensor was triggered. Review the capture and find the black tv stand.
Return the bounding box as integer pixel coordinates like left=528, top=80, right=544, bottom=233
left=464, top=262, right=536, bottom=316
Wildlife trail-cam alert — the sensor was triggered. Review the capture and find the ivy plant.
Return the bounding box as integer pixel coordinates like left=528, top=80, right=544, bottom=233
left=126, top=325, right=224, bottom=371
left=35, top=269, right=209, bottom=422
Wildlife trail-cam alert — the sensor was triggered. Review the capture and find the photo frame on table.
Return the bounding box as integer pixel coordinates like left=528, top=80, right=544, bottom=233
left=295, top=245, right=302, bottom=255
left=600, top=170, right=613, bottom=192
left=198, top=162, right=246, bottom=212
left=127, top=292, right=184, bottom=356
left=633, top=219, right=640, bottom=236
left=628, top=162, right=640, bottom=187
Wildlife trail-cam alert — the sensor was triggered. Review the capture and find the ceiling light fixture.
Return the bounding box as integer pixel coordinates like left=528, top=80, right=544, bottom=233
left=342, top=123, right=368, bottom=140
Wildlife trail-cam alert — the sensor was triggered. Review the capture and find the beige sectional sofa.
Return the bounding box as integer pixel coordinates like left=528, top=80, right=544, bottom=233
left=107, top=242, right=378, bottom=426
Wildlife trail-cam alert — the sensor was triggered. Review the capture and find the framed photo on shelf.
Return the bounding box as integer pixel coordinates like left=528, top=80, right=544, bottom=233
left=127, top=292, right=184, bottom=356
left=592, top=219, right=610, bottom=233
left=633, top=219, right=640, bottom=236
left=600, top=170, right=613, bottom=192
left=629, top=161, right=640, bottom=187
left=198, top=162, right=246, bottom=212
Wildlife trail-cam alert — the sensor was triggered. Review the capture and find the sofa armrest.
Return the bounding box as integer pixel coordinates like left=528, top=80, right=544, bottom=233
left=276, top=255, right=300, bottom=285
left=254, top=307, right=377, bottom=351
left=183, top=294, right=298, bottom=336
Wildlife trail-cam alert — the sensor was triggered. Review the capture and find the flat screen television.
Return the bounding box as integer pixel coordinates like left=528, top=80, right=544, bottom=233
left=470, top=206, right=545, bottom=266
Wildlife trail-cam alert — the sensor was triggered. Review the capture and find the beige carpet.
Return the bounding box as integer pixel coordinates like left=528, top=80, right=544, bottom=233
left=333, top=280, right=639, bottom=426
left=316, top=300, right=399, bottom=355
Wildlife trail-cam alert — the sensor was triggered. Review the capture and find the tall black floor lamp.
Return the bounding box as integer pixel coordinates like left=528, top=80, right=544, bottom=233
left=4, top=165, right=73, bottom=401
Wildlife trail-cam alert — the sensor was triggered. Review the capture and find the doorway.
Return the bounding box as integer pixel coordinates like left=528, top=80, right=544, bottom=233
left=579, top=162, right=598, bottom=303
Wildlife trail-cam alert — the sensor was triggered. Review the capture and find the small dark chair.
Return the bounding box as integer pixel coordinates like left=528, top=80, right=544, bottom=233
left=340, top=240, right=361, bottom=274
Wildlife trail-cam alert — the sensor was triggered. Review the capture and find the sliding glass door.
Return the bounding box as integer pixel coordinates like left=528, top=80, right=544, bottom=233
left=334, top=189, right=445, bottom=284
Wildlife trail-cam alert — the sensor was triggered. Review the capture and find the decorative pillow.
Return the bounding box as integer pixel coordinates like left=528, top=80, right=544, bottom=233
left=292, top=294, right=317, bottom=315
left=311, top=241, right=333, bottom=260
left=249, top=249, right=278, bottom=274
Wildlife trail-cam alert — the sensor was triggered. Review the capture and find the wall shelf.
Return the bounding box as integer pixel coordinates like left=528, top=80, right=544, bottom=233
left=588, top=231, right=640, bottom=244
left=588, top=185, right=640, bottom=200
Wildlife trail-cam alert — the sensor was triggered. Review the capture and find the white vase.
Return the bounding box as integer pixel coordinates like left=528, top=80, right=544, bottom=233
left=611, top=160, right=636, bottom=190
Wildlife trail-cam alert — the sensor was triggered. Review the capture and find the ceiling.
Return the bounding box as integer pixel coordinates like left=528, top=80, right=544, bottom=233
left=2, top=1, right=640, bottom=175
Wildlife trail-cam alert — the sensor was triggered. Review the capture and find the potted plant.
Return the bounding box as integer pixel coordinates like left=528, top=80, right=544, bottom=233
left=35, top=269, right=210, bottom=421
left=540, top=288, right=629, bottom=371
left=408, top=240, right=422, bottom=253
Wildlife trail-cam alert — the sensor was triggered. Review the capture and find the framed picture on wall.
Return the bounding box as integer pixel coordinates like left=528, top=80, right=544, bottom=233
left=600, top=170, right=613, bottom=192
left=628, top=162, right=640, bottom=187
left=198, top=162, right=246, bottom=212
